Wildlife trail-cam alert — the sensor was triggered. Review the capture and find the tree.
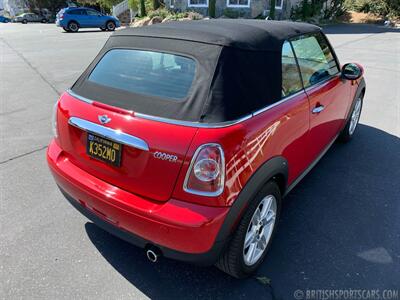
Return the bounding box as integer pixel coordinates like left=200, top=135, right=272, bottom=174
left=78, top=0, right=121, bottom=12
left=25, top=0, right=67, bottom=13
left=152, top=0, right=160, bottom=10
left=209, top=0, right=216, bottom=18
left=139, top=0, right=146, bottom=16
left=128, top=0, right=146, bottom=16
left=269, top=0, right=276, bottom=19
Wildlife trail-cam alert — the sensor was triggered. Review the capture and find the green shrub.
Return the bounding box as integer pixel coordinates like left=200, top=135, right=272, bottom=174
left=148, top=8, right=171, bottom=18
left=344, top=0, right=400, bottom=17
left=291, top=0, right=345, bottom=21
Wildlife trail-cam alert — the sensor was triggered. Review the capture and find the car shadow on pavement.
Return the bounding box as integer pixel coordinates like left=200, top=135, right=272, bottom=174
left=85, top=124, right=400, bottom=299
left=62, top=30, right=107, bottom=34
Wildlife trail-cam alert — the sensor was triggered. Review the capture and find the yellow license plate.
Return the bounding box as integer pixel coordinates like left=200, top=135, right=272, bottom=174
left=87, top=133, right=122, bottom=167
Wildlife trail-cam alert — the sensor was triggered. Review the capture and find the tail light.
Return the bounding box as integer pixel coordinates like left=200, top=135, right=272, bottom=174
left=52, top=101, right=58, bottom=138
left=184, top=143, right=225, bottom=197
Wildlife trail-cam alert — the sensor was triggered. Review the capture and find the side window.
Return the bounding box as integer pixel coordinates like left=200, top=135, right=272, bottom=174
left=69, top=9, right=82, bottom=15
left=281, top=41, right=303, bottom=97
left=291, top=33, right=339, bottom=88
left=87, top=10, right=100, bottom=16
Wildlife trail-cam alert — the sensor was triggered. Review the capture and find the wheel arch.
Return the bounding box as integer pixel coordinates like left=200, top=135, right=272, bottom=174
left=345, top=77, right=366, bottom=124
left=215, top=156, right=288, bottom=243
left=68, top=19, right=80, bottom=27
left=358, top=77, right=366, bottom=98
left=354, top=78, right=366, bottom=105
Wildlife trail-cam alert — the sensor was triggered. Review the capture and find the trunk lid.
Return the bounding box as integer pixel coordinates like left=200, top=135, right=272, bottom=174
left=57, top=92, right=197, bottom=202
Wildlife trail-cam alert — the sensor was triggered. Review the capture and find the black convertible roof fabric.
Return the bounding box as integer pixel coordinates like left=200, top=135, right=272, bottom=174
left=72, top=20, right=321, bottom=123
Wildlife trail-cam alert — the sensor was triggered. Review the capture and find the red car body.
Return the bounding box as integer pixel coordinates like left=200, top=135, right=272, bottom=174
left=47, top=20, right=365, bottom=274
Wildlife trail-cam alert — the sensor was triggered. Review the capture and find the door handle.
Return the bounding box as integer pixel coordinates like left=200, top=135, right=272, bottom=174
left=312, top=105, right=325, bottom=114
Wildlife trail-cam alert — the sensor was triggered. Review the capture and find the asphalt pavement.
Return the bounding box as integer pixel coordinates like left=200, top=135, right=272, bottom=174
left=0, top=23, right=399, bottom=299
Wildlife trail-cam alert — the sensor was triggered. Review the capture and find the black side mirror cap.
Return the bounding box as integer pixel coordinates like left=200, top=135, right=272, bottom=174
left=342, top=63, right=364, bottom=81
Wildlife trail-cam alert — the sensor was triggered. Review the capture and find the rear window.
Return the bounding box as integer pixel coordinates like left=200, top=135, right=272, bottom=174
left=88, top=49, right=196, bottom=100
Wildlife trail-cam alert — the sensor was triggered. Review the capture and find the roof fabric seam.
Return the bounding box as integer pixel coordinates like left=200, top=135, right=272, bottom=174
left=199, top=45, right=224, bottom=121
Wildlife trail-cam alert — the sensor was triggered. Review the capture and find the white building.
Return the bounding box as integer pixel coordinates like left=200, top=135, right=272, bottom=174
left=1, top=0, right=28, bottom=17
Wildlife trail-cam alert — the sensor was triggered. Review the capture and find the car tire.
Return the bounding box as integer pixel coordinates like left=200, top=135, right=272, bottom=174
left=338, top=93, right=364, bottom=143
left=68, top=21, right=79, bottom=33
left=106, top=21, right=116, bottom=31
left=63, top=27, right=70, bottom=32
left=22, top=19, right=27, bottom=24
left=41, top=19, right=47, bottom=23
left=100, top=27, right=107, bottom=31
left=215, top=181, right=281, bottom=278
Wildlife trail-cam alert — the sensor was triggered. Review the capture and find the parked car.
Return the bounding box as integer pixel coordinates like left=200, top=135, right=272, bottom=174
left=56, top=7, right=120, bottom=32
left=47, top=20, right=365, bottom=278
left=0, top=16, right=12, bottom=23
left=14, top=13, right=48, bottom=24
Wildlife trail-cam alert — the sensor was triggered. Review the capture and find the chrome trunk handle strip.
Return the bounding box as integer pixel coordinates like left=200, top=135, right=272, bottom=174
left=68, top=117, right=149, bottom=151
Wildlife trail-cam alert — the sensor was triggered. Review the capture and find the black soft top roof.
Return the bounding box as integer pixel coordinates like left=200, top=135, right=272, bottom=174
left=113, top=19, right=320, bottom=51
left=72, top=20, right=322, bottom=123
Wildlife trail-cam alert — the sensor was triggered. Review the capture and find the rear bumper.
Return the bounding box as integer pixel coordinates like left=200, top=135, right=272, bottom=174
left=56, top=20, right=65, bottom=27
left=47, top=139, right=230, bottom=265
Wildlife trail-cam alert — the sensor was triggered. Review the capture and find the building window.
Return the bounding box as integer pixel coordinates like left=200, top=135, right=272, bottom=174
left=170, top=0, right=174, bottom=7
left=275, top=0, right=283, bottom=9
left=188, top=0, right=208, bottom=7
left=227, top=0, right=250, bottom=7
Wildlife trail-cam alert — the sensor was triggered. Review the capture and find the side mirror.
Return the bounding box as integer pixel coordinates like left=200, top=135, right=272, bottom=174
left=342, top=63, right=363, bottom=81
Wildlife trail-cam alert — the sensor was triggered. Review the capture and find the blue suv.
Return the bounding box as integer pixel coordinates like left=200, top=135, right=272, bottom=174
left=56, top=7, right=120, bottom=32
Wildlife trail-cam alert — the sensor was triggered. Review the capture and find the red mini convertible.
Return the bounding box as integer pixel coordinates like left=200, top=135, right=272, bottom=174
left=47, top=20, right=365, bottom=278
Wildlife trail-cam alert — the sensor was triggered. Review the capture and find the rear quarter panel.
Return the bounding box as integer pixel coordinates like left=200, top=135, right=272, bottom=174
left=172, top=92, right=311, bottom=207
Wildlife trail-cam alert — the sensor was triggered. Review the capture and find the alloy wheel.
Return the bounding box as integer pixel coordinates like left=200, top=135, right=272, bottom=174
left=243, top=195, right=277, bottom=266
left=69, top=23, right=78, bottom=32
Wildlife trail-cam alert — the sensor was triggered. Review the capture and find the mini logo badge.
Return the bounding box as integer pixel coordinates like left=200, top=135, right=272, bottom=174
left=98, top=115, right=111, bottom=125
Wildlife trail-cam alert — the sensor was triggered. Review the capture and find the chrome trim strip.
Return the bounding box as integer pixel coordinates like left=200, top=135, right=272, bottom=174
left=252, top=89, right=306, bottom=116
left=66, top=89, right=305, bottom=129
left=304, top=74, right=340, bottom=94
left=67, top=89, right=93, bottom=104
left=183, top=143, right=225, bottom=197
left=134, top=112, right=252, bottom=128
left=68, top=117, right=149, bottom=151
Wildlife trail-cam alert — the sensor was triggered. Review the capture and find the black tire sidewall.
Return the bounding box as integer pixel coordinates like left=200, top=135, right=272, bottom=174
left=22, top=19, right=27, bottom=24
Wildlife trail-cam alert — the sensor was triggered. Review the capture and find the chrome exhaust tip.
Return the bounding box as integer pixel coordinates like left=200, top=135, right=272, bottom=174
left=146, top=249, right=159, bottom=263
